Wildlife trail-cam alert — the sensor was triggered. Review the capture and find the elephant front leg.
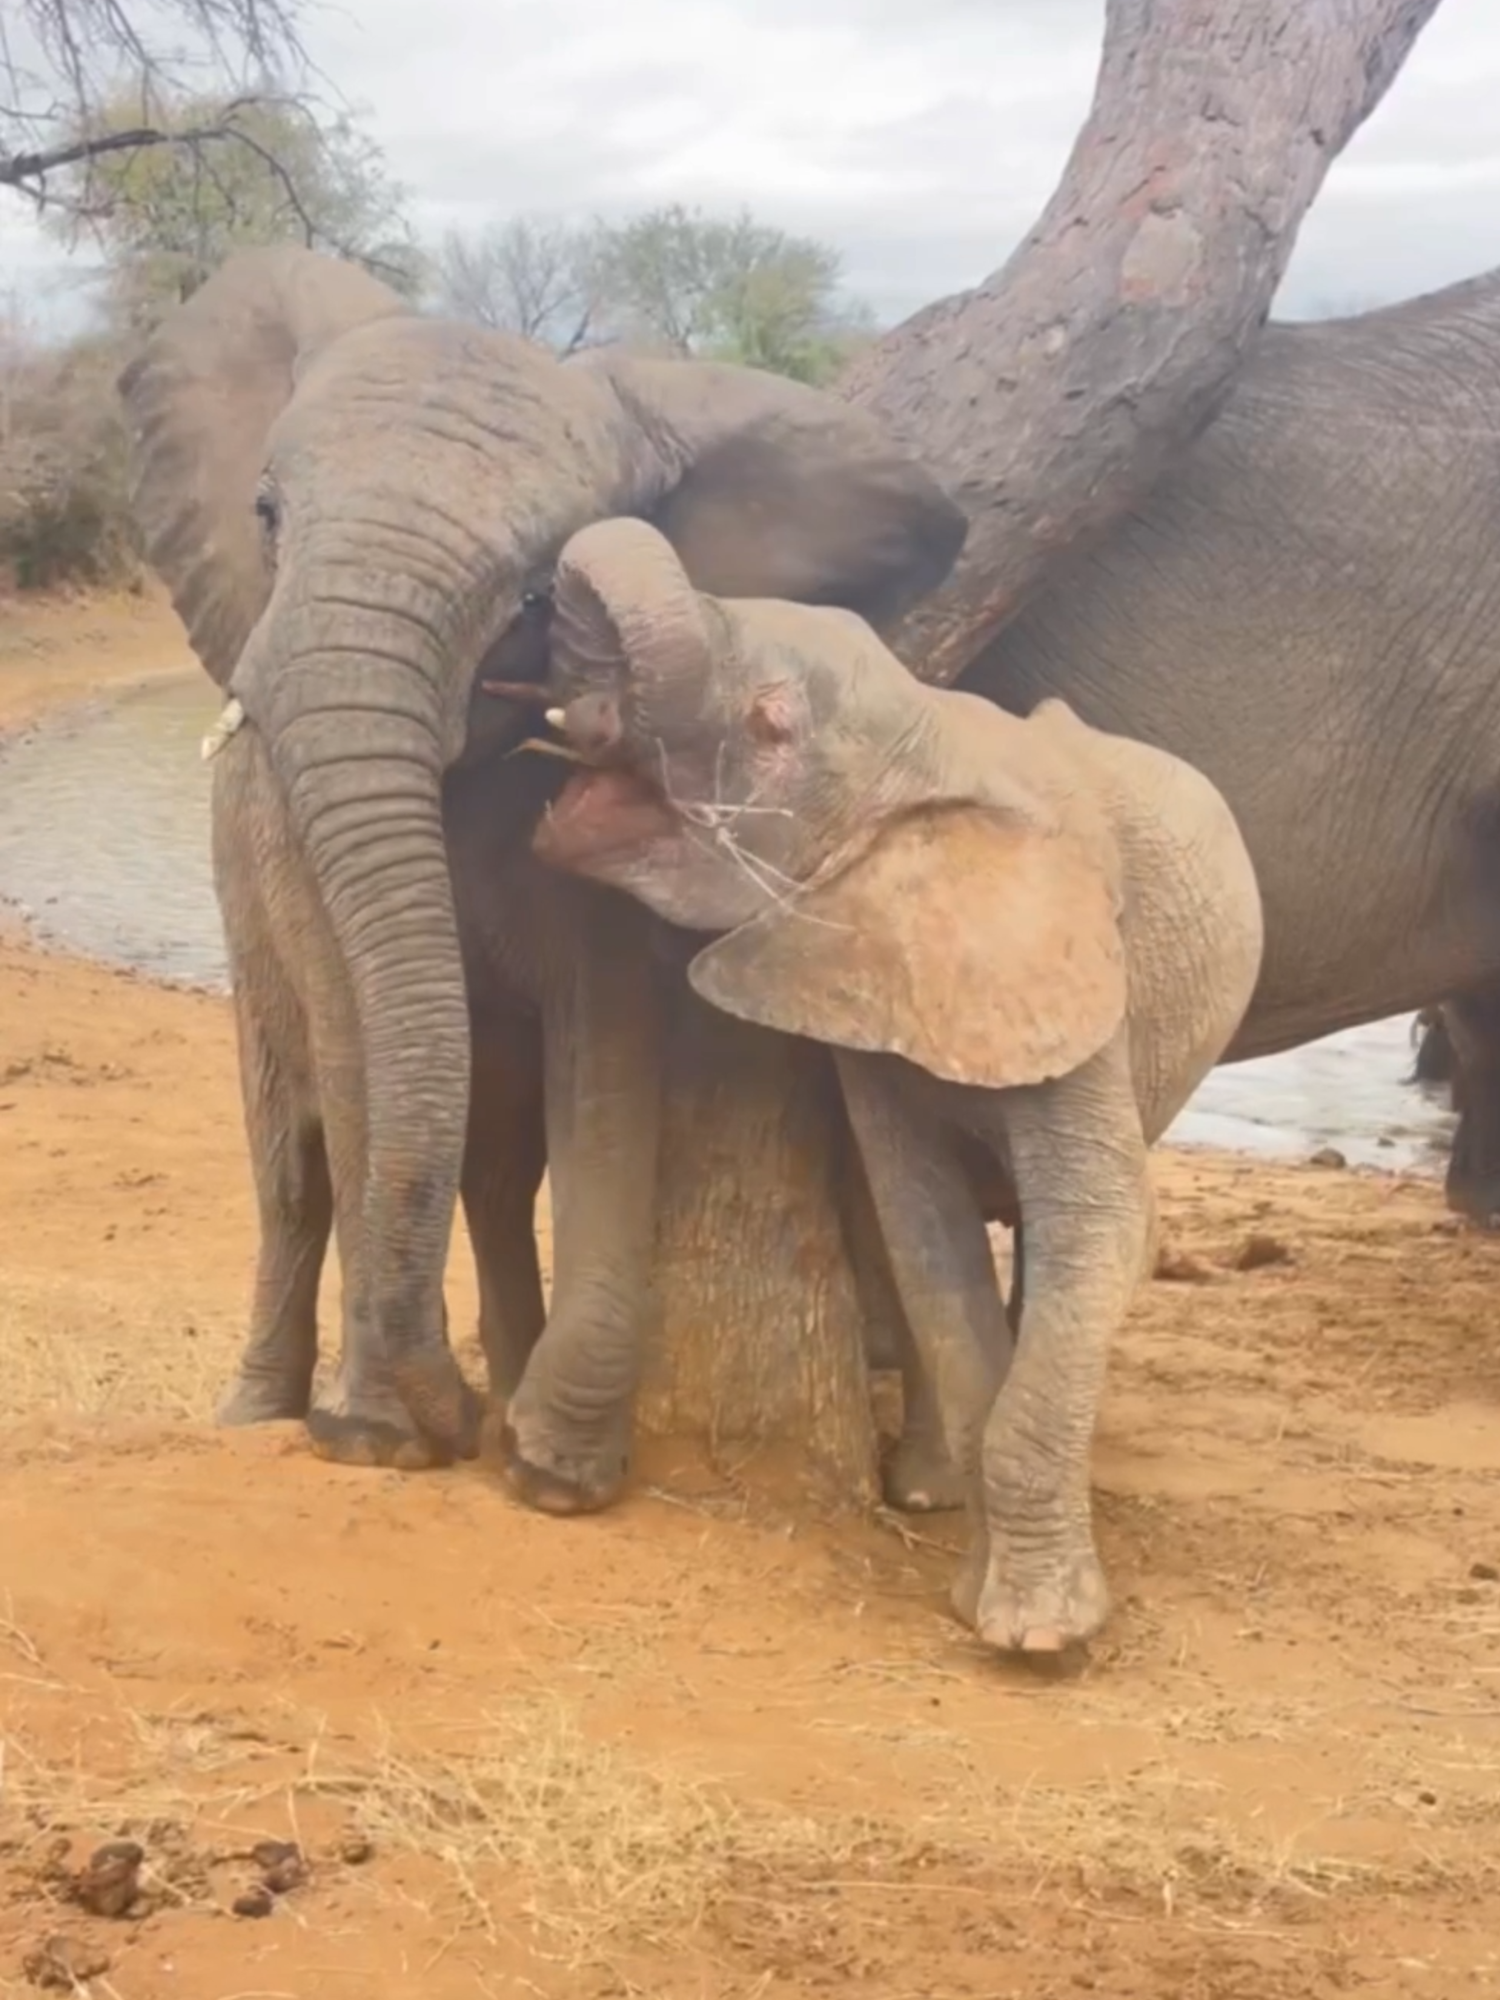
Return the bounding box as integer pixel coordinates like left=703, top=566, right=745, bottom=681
left=212, top=748, right=330, bottom=1427
left=462, top=1017, right=548, bottom=1401
left=218, top=988, right=331, bottom=1426
left=957, top=1037, right=1151, bottom=1655
left=500, top=902, right=663, bottom=1515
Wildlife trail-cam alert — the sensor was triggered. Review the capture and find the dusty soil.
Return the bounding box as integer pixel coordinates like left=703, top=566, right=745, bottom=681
left=3, top=600, right=1500, bottom=1998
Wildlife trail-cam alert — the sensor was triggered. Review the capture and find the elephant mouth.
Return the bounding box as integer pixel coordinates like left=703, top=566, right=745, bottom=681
left=532, top=766, right=683, bottom=874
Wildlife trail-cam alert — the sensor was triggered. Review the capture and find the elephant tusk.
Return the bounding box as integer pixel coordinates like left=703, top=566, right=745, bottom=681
left=545, top=707, right=567, bottom=729
left=200, top=696, right=246, bottom=762
left=480, top=678, right=553, bottom=704
left=505, top=737, right=592, bottom=764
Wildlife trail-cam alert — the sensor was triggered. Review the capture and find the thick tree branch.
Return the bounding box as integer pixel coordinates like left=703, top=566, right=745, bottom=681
left=841, top=0, right=1447, bottom=686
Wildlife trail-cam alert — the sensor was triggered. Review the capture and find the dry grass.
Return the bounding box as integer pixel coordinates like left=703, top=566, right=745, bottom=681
left=4, top=1672, right=1493, bottom=1976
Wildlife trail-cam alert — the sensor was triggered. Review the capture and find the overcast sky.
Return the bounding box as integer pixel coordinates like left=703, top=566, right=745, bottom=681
left=4, top=0, right=1500, bottom=332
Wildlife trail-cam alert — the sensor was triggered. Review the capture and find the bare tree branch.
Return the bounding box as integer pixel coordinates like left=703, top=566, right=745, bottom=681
left=842, top=0, right=1449, bottom=686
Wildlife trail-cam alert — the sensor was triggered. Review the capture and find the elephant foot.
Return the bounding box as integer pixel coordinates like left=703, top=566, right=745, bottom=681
left=306, top=1352, right=483, bottom=1472
left=217, top=1369, right=313, bottom=1427
left=951, top=1531, right=1110, bottom=1657
left=881, top=1431, right=968, bottom=1513
left=494, top=1406, right=629, bottom=1516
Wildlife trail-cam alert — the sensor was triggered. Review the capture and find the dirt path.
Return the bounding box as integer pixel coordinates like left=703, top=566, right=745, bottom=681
left=2, top=600, right=1499, bottom=1998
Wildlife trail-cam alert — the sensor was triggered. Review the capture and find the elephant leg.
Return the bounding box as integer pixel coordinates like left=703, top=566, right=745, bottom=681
left=211, top=744, right=330, bottom=1425
left=500, top=892, right=663, bottom=1516
left=835, top=1052, right=1012, bottom=1540
left=217, top=971, right=331, bottom=1425
left=956, top=1034, right=1152, bottom=1655
left=462, top=1013, right=548, bottom=1402
left=1442, top=983, right=1500, bottom=1227
left=834, top=1138, right=969, bottom=1515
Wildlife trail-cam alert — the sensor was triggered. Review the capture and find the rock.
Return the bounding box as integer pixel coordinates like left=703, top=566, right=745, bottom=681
left=1469, top=1560, right=1499, bottom=1583
left=1308, top=1146, right=1347, bottom=1169
left=338, top=1834, right=374, bottom=1866
left=1233, top=1233, right=1294, bottom=1272
left=22, top=1935, right=110, bottom=1990
left=232, top=1885, right=274, bottom=1919
left=251, top=1839, right=306, bottom=1894
left=70, top=1839, right=143, bottom=1918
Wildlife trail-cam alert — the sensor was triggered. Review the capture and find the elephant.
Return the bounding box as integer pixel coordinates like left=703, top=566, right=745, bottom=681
left=522, top=517, right=1264, bottom=1653
left=950, top=271, right=1500, bottom=1195
left=117, top=244, right=967, bottom=1493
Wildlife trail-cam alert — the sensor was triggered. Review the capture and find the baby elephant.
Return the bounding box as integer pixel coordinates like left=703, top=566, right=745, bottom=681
left=529, top=518, right=1264, bottom=1656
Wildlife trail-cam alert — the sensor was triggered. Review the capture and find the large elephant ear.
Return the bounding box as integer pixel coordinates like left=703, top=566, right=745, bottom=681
left=582, top=352, right=968, bottom=630
left=688, top=803, right=1128, bottom=1091
left=117, top=246, right=411, bottom=687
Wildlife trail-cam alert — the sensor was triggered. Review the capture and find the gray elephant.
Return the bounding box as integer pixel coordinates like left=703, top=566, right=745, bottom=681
left=526, top=518, right=1264, bottom=1653
left=118, top=245, right=965, bottom=1492
left=953, top=273, right=1500, bottom=1179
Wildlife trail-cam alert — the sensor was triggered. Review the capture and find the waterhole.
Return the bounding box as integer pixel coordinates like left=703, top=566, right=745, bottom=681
left=0, top=674, right=1454, bottom=1173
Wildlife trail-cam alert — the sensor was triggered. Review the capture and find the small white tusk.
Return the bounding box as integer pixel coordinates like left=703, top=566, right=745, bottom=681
left=544, top=707, right=567, bottom=730
left=200, top=696, right=246, bottom=762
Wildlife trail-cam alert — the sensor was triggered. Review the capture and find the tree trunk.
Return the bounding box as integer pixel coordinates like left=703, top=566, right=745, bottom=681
left=636, top=0, right=1445, bottom=1504
left=841, top=0, right=1448, bottom=687
left=637, top=980, right=884, bottom=1505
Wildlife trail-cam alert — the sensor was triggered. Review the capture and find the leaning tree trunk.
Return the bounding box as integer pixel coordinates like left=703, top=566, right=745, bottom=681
left=635, top=0, right=1447, bottom=1502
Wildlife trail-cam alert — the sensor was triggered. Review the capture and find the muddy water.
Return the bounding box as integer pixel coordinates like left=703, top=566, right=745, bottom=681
left=0, top=674, right=1455, bottom=1173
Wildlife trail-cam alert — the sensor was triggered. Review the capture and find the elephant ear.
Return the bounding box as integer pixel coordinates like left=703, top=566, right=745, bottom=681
left=584, top=351, right=968, bottom=630
left=688, top=803, right=1128, bottom=1091
left=117, top=246, right=411, bottom=687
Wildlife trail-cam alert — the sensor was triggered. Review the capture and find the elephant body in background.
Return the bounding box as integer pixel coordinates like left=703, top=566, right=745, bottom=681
left=961, top=271, right=1500, bottom=1111
left=121, top=245, right=965, bottom=1493
left=528, top=519, right=1264, bottom=1651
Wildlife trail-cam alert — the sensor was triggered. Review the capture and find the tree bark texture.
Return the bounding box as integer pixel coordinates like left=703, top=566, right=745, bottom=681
left=637, top=0, right=1444, bottom=1503
left=638, top=982, right=883, bottom=1504
left=840, top=0, right=1448, bottom=687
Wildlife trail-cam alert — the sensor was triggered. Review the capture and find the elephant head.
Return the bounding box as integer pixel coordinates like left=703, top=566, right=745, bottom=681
left=533, top=518, right=1127, bottom=1092
left=118, top=246, right=967, bottom=1450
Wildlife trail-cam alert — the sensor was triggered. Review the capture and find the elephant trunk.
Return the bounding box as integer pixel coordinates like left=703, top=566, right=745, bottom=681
left=551, top=518, right=715, bottom=732
left=240, top=571, right=478, bottom=1450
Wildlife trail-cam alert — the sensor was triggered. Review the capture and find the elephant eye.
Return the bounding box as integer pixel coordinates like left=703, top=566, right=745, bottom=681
left=253, top=483, right=280, bottom=540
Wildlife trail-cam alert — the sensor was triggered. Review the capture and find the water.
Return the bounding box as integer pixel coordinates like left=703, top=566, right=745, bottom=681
left=0, top=674, right=1455, bottom=1175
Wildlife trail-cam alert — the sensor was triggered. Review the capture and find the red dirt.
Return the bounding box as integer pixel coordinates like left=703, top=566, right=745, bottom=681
left=3, top=599, right=1499, bottom=1998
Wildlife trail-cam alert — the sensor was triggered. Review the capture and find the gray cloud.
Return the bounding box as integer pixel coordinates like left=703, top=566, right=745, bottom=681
left=3, top=0, right=1498, bottom=334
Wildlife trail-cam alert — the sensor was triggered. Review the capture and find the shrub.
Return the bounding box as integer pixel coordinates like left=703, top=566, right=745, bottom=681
left=0, top=326, right=141, bottom=594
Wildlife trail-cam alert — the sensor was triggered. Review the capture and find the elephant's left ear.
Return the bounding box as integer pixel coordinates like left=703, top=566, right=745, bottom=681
left=687, top=803, right=1128, bottom=1092
left=584, top=352, right=967, bottom=631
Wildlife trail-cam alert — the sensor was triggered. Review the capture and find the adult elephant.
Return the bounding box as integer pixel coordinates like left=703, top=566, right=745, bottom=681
left=958, top=273, right=1500, bottom=1104
left=118, top=245, right=965, bottom=1487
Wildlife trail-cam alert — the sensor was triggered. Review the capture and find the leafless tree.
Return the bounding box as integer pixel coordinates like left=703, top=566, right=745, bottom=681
left=431, top=217, right=603, bottom=355
left=2, top=0, right=309, bottom=202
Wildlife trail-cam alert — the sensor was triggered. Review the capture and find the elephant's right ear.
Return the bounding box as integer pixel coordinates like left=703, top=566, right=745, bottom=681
left=583, top=351, right=968, bottom=633
left=117, top=246, right=410, bottom=687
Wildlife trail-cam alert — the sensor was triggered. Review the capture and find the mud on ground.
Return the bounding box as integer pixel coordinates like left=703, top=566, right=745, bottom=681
left=2, top=605, right=1499, bottom=1998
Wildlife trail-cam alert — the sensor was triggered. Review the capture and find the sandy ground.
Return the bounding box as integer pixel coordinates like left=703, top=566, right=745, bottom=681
left=3, top=600, right=1500, bottom=1998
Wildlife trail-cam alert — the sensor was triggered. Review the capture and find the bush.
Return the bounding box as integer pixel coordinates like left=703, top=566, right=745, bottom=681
left=0, top=327, right=141, bottom=594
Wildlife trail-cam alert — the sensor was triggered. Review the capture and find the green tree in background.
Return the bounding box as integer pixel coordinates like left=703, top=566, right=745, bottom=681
left=42, top=90, right=422, bottom=331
